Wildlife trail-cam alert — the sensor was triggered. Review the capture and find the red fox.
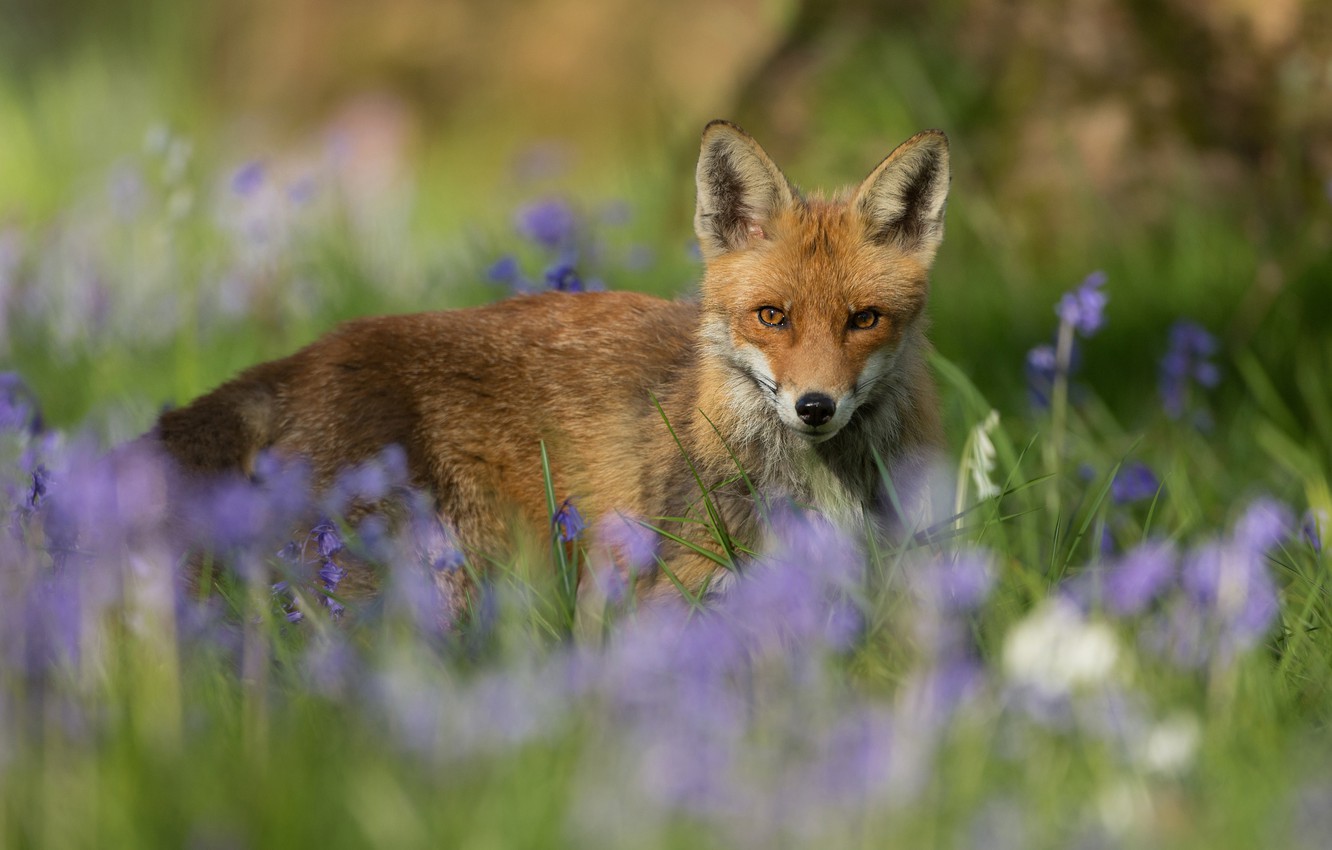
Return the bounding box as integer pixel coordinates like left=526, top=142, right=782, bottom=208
left=155, top=120, right=948, bottom=604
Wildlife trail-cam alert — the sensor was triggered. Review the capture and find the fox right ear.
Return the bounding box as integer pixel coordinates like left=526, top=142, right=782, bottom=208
left=853, top=130, right=950, bottom=266
left=694, top=120, right=795, bottom=260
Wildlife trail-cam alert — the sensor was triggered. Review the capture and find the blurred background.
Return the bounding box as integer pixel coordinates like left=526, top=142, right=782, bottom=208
left=1, top=0, right=1330, bottom=443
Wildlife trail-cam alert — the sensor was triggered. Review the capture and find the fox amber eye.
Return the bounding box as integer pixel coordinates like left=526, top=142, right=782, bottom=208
left=850, top=309, right=879, bottom=330
left=757, top=306, right=788, bottom=328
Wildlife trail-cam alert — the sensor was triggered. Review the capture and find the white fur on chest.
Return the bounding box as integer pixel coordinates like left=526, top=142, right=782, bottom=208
left=790, top=444, right=864, bottom=527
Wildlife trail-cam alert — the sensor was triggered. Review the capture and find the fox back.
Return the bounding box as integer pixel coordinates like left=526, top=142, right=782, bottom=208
left=154, top=120, right=951, bottom=605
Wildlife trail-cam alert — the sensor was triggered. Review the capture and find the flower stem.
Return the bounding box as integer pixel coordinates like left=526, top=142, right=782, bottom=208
left=1046, top=320, right=1074, bottom=520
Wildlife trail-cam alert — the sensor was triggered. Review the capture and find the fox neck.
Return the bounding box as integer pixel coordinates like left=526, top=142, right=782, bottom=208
left=688, top=321, right=922, bottom=525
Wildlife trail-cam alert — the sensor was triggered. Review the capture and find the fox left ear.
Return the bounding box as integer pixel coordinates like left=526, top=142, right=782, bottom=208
left=853, top=130, right=950, bottom=266
left=694, top=120, right=796, bottom=260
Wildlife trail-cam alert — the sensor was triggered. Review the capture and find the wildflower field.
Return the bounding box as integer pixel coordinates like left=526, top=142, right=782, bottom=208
left=3, top=13, right=1332, bottom=848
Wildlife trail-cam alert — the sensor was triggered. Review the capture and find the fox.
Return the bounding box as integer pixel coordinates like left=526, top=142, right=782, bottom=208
left=153, top=120, right=949, bottom=610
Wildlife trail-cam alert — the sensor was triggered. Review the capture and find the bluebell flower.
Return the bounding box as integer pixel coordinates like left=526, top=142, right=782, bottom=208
left=912, top=548, right=996, bottom=615
left=26, top=464, right=49, bottom=511
left=1233, top=497, right=1293, bottom=555
left=515, top=199, right=575, bottom=248
left=601, top=513, right=658, bottom=574
left=301, top=636, right=356, bottom=696
left=1055, top=270, right=1108, bottom=336
left=486, top=255, right=521, bottom=285
left=318, top=560, right=346, bottom=590
left=328, top=451, right=406, bottom=513
left=0, top=373, right=43, bottom=435
left=1025, top=344, right=1058, bottom=409
left=554, top=498, right=586, bottom=542
left=544, top=261, right=583, bottom=293
left=1101, top=541, right=1176, bottom=616
left=1160, top=320, right=1220, bottom=420
left=311, top=519, right=343, bottom=559
left=408, top=497, right=466, bottom=573
left=230, top=161, right=265, bottom=196
left=1180, top=540, right=1279, bottom=650
left=1111, top=461, right=1160, bottom=504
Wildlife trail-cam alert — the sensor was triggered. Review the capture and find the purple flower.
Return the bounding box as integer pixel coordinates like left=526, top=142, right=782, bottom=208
left=516, top=199, right=575, bottom=248
left=1111, top=461, right=1160, bottom=504
left=0, top=373, right=43, bottom=434
left=318, top=560, right=346, bottom=589
left=1160, top=320, right=1220, bottom=420
left=1142, top=600, right=1209, bottom=668
left=1233, top=497, right=1293, bottom=554
left=319, top=555, right=347, bottom=617
left=302, top=636, right=357, bottom=696
left=1055, top=270, right=1108, bottom=336
left=230, top=161, right=265, bottom=196
left=544, top=261, right=583, bottom=293
left=272, top=581, right=303, bottom=623
left=327, top=447, right=407, bottom=512
left=311, top=519, right=343, bottom=559
left=1025, top=344, right=1057, bottom=409
left=407, top=497, right=465, bottom=573
left=600, top=512, right=658, bottom=574
left=487, top=255, right=521, bottom=285
left=738, top=509, right=866, bottom=648
left=554, top=498, right=586, bottom=542
left=912, top=548, right=995, bottom=614
left=900, top=659, right=986, bottom=730
left=1180, top=541, right=1279, bottom=649
left=25, top=464, right=49, bottom=511
left=1101, top=541, right=1176, bottom=616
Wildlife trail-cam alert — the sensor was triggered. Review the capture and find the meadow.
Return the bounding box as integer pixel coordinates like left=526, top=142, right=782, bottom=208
left=2, top=17, right=1332, bottom=848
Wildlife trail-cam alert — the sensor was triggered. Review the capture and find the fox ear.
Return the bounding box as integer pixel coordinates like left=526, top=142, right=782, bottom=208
left=694, top=120, right=796, bottom=260
left=853, top=130, right=950, bottom=265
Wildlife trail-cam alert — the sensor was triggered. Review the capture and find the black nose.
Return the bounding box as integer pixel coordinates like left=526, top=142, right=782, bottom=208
left=795, top=393, right=836, bottom=427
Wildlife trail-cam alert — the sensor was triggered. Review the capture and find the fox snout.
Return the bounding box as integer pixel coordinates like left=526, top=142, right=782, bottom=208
left=777, top=384, right=856, bottom=442
left=794, top=392, right=837, bottom=427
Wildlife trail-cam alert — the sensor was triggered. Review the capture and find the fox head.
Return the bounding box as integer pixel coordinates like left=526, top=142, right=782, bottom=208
left=693, top=120, right=949, bottom=444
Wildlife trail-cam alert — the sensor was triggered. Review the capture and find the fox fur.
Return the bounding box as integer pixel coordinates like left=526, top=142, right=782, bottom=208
left=154, top=120, right=949, bottom=604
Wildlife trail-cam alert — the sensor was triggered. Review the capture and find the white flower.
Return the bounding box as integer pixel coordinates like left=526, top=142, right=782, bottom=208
left=1137, top=712, right=1201, bottom=776
left=1096, top=780, right=1151, bottom=838
left=969, top=410, right=1001, bottom=500
left=955, top=409, right=1001, bottom=519
left=1002, top=599, right=1121, bottom=696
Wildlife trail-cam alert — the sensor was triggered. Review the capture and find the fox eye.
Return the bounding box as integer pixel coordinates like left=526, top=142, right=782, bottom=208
left=757, top=306, right=788, bottom=328
left=850, top=309, right=879, bottom=330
